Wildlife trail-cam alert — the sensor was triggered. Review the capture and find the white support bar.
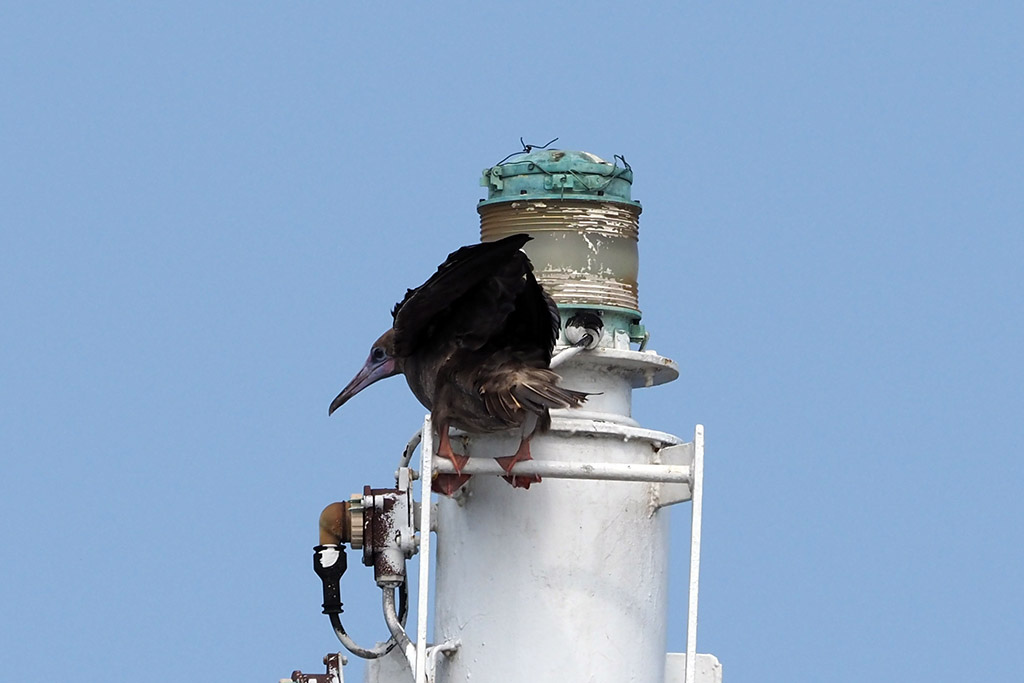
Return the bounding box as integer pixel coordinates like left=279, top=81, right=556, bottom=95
left=654, top=442, right=696, bottom=508
left=415, top=417, right=434, bottom=683
left=684, top=425, right=705, bottom=683
left=432, top=457, right=691, bottom=484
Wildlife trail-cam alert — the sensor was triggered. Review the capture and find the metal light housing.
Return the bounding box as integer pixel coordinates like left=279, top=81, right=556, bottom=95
left=478, top=149, right=644, bottom=330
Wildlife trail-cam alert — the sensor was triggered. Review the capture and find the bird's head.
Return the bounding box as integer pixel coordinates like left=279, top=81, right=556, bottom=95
left=329, top=329, right=400, bottom=415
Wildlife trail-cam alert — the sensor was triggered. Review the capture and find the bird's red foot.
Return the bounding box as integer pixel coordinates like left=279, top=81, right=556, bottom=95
left=432, top=472, right=472, bottom=496
left=441, top=451, right=470, bottom=474
left=437, top=425, right=470, bottom=474
left=495, top=439, right=542, bottom=490
left=433, top=423, right=471, bottom=495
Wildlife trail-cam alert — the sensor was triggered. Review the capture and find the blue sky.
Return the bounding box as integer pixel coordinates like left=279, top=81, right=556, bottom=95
left=2, top=3, right=1021, bottom=681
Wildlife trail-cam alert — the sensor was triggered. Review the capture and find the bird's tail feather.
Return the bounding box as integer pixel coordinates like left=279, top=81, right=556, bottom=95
left=514, top=379, right=589, bottom=411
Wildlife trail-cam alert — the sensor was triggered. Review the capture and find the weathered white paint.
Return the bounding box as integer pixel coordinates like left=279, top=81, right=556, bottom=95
left=685, top=426, right=705, bottom=683
left=665, top=653, right=722, bottom=683
left=652, top=442, right=695, bottom=508
left=430, top=349, right=685, bottom=683
left=414, top=421, right=435, bottom=683
left=364, top=372, right=716, bottom=683
left=433, top=454, right=690, bottom=483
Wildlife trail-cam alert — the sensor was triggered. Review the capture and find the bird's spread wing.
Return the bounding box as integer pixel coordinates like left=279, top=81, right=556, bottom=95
left=499, top=268, right=560, bottom=361
left=391, top=234, right=534, bottom=356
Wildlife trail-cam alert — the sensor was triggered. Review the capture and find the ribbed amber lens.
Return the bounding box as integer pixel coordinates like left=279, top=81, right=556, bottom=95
left=479, top=199, right=641, bottom=312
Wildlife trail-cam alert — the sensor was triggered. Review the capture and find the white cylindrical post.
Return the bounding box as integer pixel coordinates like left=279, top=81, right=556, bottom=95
left=426, top=148, right=691, bottom=682
left=431, top=350, right=681, bottom=683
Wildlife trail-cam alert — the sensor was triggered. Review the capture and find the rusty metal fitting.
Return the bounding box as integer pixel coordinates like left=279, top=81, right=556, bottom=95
left=360, top=482, right=416, bottom=587
left=318, top=495, right=365, bottom=548
left=286, top=652, right=345, bottom=683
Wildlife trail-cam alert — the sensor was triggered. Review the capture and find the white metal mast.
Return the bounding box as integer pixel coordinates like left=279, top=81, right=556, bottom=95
left=291, top=149, right=721, bottom=683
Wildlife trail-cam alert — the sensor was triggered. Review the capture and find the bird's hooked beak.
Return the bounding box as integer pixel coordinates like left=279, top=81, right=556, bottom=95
left=328, top=353, right=399, bottom=415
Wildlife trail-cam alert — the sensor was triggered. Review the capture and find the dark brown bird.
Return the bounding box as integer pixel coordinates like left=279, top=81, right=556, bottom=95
left=329, top=233, right=587, bottom=495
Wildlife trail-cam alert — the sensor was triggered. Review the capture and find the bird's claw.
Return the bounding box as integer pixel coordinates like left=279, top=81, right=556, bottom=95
left=432, top=472, right=472, bottom=496
left=503, top=472, right=542, bottom=489
left=431, top=425, right=472, bottom=495
left=443, top=451, right=470, bottom=475
left=495, top=454, right=542, bottom=490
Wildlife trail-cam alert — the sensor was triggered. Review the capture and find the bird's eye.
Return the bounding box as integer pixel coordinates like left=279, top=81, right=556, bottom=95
left=371, top=347, right=387, bottom=362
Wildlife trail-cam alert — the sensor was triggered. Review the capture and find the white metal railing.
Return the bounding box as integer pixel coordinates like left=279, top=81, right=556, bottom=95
left=414, top=420, right=434, bottom=683
left=431, top=457, right=691, bottom=484
left=401, top=417, right=706, bottom=683
left=685, top=425, right=705, bottom=683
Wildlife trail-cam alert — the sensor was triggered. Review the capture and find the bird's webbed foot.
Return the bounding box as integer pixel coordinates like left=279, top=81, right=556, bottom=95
left=433, top=422, right=471, bottom=495
left=431, top=472, right=472, bottom=496
left=495, top=438, right=542, bottom=490
left=437, top=424, right=470, bottom=473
